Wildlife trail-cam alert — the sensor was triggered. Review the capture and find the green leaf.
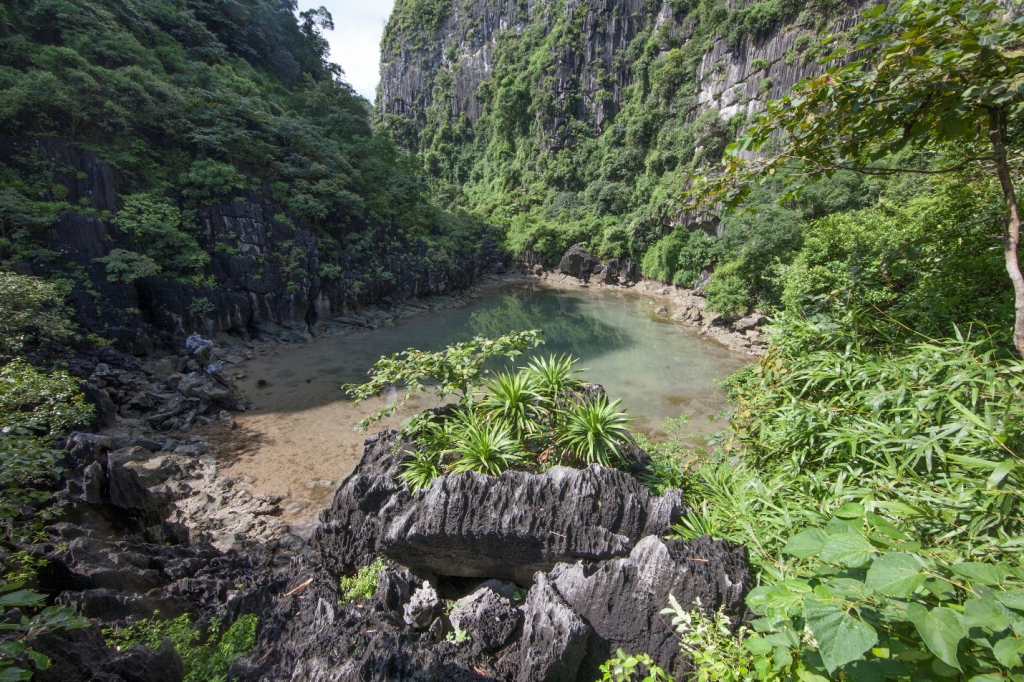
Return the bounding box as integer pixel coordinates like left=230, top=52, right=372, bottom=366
left=866, top=553, right=926, bottom=598
left=820, top=533, right=875, bottom=568
left=992, top=637, right=1024, bottom=668
left=834, top=502, right=865, bottom=519
left=805, top=599, right=878, bottom=672
left=997, top=590, right=1024, bottom=612
left=783, top=528, right=829, bottom=559
left=950, top=562, right=1007, bottom=586
left=0, top=668, right=33, bottom=682
left=906, top=603, right=965, bottom=671
left=744, top=635, right=774, bottom=656
left=964, top=597, right=1010, bottom=632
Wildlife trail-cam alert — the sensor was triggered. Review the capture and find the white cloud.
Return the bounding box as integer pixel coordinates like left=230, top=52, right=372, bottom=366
left=296, top=0, right=396, bottom=101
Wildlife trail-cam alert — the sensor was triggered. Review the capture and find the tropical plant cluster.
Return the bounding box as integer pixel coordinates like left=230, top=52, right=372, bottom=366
left=603, top=311, right=1024, bottom=681
left=344, top=331, right=636, bottom=492
left=104, top=613, right=258, bottom=682
left=0, top=0, right=488, bottom=312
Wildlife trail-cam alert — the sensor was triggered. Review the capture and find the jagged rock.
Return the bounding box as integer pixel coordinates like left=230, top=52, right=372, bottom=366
left=450, top=585, right=522, bottom=652
left=64, top=432, right=112, bottom=469
left=315, top=427, right=681, bottom=584
left=379, top=463, right=684, bottom=585
left=176, top=371, right=237, bottom=402
left=185, top=333, right=215, bottom=365
left=548, top=535, right=754, bottom=679
left=619, top=259, right=641, bottom=284
left=557, top=244, right=599, bottom=281
left=512, top=573, right=591, bottom=682
left=312, top=430, right=412, bottom=574
left=403, top=582, right=441, bottom=629
left=733, top=313, right=766, bottom=333
left=27, top=625, right=183, bottom=682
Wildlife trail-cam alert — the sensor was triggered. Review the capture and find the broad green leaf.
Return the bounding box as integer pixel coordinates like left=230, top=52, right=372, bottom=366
left=783, top=528, right=829, bottom=559
left=950, top=562, right=1007, bottom=586
left=820, top=533, right=875, bottom=568
left=906, top=603, right=965, bottom=671
left=834, top=502, right=865, bottom=519
left=0, top=668, right=33, bottom=682
left=997, top=590, right=1024, bottom=611
left=805, top=599, right=878, bottom=672
left=866, top=553, right=927, bottom=598
left=992, top=637, right=1024, bottom=668
left=744, top=635, right=774, bottom=656
left=964, top=597, right=1010, bottom=632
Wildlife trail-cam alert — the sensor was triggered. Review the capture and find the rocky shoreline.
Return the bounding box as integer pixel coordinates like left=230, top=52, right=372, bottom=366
left=22, top=249, right=764, bottom=679
left=526, top=244, right=768, bottom=356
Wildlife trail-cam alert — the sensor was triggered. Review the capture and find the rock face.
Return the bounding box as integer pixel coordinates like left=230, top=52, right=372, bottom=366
left=314, top=430, right=685, bottom=585
left=27, top=626, right=183, bottom=682
left=0, top=139, right=502, bottom=350
left=232, top=428, right=754, bottom=680
left=380, top=0, right=863, bottom=153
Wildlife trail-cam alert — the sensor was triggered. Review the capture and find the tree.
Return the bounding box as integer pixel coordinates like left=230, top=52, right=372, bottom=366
left=687, top=0, right=1024, bottom=356
left=0, top=271, right=74, bottom=356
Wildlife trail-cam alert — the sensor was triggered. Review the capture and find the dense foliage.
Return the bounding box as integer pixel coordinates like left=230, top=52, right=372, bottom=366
left=0, top=272, right=92, bottom=680
left=688, top=0, right=1024, bottom=351
left=0, top=0, right=488, bottom=309
left=379, top=0, right=845, bottom=284
left=345, top=334, right=636, bottom=491
left=105, top=613, right=258, bottom=682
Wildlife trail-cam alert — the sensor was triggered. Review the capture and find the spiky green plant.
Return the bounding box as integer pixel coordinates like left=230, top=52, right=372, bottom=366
left=448, top=411, right=522, bottom=476
left=399, top=449, right=445, bottom=493
left=556, top=397, right=632, bottom=467
left=524, top=354, right=585, bottom=402
left=478, top=370, right=545, bottom=438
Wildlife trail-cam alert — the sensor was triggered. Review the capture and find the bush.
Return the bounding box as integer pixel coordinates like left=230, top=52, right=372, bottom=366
left=94, top=249, right=162, bottom=283
left=0, top=271, right=74, bottom=356
left=339, top=558, right=388, bottom=602
left=105, top=613, right=258, bottom=682
left=658, top=314, right=1024, bottom=680
left=703, top=261, right=750, bottom=318
left=113, top=193, right=209, bottom=283
left=178, top=159, right=248, bottom=205
left=640, top=228, right=716, bottom=287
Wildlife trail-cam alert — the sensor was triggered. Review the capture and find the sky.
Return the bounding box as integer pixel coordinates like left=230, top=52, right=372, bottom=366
left=296, top=0, right=396, bottom=101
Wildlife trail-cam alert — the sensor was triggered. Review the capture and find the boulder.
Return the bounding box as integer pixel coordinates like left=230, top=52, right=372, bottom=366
left=548, top=535, right=753, bottom=679
left=450, top=584, right=522, bottom=652
left=315, top=427, right=682, bottom=585
left=733, top=313, right=766, bottom=333
left=379, top=464, right=683, bottom=585
left=557, top=244, right=599, bottom=281
left=512, top=573, right=591, bottom=682
left=618, top=259, right=641, bottom=284
left=27, top=625, right=183, bottom=682
left=185, top=333, right=215, bottom=365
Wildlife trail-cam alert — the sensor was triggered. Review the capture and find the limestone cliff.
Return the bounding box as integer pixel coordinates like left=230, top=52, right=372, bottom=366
left=376, top=0, right=867, bottom=264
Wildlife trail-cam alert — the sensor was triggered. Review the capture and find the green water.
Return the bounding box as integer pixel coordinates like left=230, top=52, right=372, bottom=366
left=254, top=282, right=750, bottom=438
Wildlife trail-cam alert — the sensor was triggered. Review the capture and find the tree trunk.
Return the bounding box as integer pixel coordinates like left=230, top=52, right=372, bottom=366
left=988, top=108, right=1024, bottom=358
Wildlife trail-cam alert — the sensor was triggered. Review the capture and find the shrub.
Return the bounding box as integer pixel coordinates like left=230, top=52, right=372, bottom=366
left=640, top=228, right=716, bottom=287
left=447, top=411, right=522, bottom=476
left=113, top=193, right=209, bottom=283
left=556, top=396, right=632, bottom=467
left=178, top=159, right=248, bottom=205
left=94, top=249, right=162, bottom=283
left=703, top=261, right=750, bottom=318
left=478, top=371, right=545, bottom=438
left=0, top=271, right=74, bottom=355
left=105, top=613, right=258, bottom=682
left=339, top=558, right=388, bottom=602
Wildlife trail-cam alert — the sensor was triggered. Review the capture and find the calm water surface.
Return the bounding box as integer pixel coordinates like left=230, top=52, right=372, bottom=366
left=249, top=282, right=749, bottom=438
